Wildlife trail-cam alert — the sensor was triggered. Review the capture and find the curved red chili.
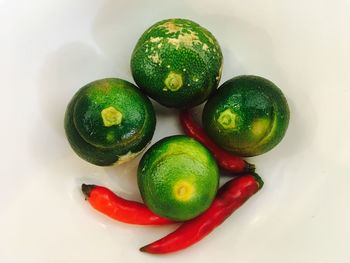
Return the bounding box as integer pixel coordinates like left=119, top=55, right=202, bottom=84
left=140, top=173, right=263, bottom=254
left=82, top=184, right=174, bottom=225
left=179, top=109, right=255, bottom=173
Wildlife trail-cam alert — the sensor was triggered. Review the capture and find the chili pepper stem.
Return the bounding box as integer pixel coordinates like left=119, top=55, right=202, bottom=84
left=245, top=161, right=256, bottom=173
left=81, top=184, right=95, bottom=199
left=251, top=173, right=264, bottom=189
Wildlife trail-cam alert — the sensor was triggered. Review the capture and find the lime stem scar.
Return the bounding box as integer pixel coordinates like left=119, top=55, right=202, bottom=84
left=101, top=106, right=123, bottom=127
left=217, top=109, right=237, bottom=129
left=165, top=72, right=183, bottom=91
left=178, top=186, right=186, bottom=196
left=173, top=181, right=194, bottom=201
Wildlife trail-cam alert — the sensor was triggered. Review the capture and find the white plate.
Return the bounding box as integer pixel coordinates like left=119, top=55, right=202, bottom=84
left=1, top=0, right=350, bottom=262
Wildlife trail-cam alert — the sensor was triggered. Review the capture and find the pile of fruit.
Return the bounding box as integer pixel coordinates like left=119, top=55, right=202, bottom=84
left=65, top=18, right=290, bottom=254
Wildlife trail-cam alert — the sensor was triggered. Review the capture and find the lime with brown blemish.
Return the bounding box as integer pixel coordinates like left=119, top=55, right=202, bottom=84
left=64, top=78, right=156, bottom=166
left=202, top=75, right=290, bottom=157
left=130, top=18, right=223, bottom=108
left=137, top=135, right=219, bottom=221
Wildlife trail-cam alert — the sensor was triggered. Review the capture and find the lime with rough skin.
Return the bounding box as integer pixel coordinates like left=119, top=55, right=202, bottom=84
left=137, top=135, right=219, bottom=221
left=202, top=75, right=290, bottom=157
left=131, top=18, right=223, bottom=108
left=64, top=78, right=156, bottom=166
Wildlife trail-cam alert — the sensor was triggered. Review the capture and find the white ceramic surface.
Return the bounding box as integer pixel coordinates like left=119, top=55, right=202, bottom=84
left=1, top=0, right=350, bottom=262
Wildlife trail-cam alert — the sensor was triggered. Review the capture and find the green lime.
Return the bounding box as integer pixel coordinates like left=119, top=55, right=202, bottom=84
left=137, top=135, right=219, bottom=221
left=131, top=18, right=223, bottom=108
left=64, top=78, right=156, bottom=166
left=202, top=75, right=290, bottom=156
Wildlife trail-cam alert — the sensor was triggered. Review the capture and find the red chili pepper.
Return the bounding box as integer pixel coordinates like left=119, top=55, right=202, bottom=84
left=179, top=109, right=255, bottom=173
left=82, top=184, right=174, bottom=225
left=140, top=173, right=263, bottom=254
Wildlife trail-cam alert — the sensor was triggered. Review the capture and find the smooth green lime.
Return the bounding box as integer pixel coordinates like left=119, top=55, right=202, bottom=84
left=202, top=75, right=290, bottom=156
left=131, top=18, right=223, bottom=108
left=137, top=135, right=219, bottom=221
left=64, top=78, right=156, bottom=166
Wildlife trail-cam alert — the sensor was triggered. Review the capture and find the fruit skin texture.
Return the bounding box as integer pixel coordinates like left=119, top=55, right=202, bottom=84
left=131, top=18, right=223, bottom=108
left=81, top=184, right=174, bottom=225
left=137, top=135, right=219, bottom=221
left=179, top=109, right=255, bottom=173
left=64, top=78, right=156, bottom=166
left=140, top=173, right=263, bottom=254
left=203, top=75, right=290, bottom=157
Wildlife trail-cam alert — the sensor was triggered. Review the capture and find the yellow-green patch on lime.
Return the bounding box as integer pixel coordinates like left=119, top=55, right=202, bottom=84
left=202, top=75, right=290, bottom=156
left=137, top=135, right=219, bottom=221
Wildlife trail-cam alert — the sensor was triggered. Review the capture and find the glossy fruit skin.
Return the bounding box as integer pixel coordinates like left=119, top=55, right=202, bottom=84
left=81, top=184, right=174, bottom=225
left=137, top=135, right=219, bottom=221
left=64, top=78, right=156, bottom=166
left=140, top=173, right=263, bottom=254
left=203, top=75, right=290, bottom=157
left=131, top=18, right=223, bottom=108
left=179, top=109, right=255, bottom=173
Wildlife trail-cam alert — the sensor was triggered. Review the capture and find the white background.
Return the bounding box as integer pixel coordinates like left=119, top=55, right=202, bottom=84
left=1, top=0, right=350, bottom=262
